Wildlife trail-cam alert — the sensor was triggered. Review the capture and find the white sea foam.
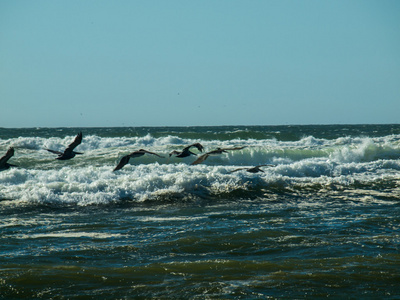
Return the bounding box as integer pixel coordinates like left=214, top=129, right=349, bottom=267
left=1, top=132, right=400, bottom=206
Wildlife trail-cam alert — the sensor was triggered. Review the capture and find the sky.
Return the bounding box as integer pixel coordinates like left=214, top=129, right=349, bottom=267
left=1, top=0, right=399, bottom=128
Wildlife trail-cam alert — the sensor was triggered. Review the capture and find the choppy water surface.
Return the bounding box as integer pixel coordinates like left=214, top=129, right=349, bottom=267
left=1, top=125, right=400, bottom=298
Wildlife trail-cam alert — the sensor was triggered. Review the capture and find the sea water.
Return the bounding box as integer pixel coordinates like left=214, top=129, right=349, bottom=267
left=1, top=125, right=399, bottom=298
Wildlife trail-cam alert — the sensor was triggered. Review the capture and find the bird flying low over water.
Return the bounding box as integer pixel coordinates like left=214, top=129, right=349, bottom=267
left=113, top=149, right=165, bottom=171
left=229, top=164, right=275, bottom=173
left=46, top=132, right=83, bottom=160
left=191, top=146, right=246, bottom=165
left=0, top=147, right=17, bottom=171
left=169, top=143, right=204, bottom=158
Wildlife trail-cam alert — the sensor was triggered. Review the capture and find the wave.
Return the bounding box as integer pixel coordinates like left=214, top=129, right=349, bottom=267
left=2, top=134, right=400, bottom=167
left=1, top=129, right=400, bottom=207
left=329, top=138, right=400, bottom=163
left=1, top=156, right=399, bottom=207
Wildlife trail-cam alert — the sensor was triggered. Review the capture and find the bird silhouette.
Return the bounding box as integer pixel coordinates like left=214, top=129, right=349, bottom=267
left=0, top=147, right=17, bottom=170
left=113, top=149, right=164, bottom=171
left=169, top=143, right=204, bottom=158
left=46, top=132, right=83, bottom=160
left=230, top=164, right=274, bottom=173
left=191, top=146, right=246, bottom=165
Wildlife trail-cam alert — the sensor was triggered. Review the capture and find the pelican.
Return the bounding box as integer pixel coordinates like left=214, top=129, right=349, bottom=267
left=46, top=132, right=83, bottom=160
left=191, top=146, right=246, bottom=165
left=230, top=164, right=274, bottom=173
left=113, top=149, right=164, bottom=171
left=0, top=147, right=17, bottom=170
left=169, top=143, right=204, bottom=158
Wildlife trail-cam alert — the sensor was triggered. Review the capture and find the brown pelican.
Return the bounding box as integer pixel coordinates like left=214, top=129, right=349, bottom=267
left=169, top=143, right=204, bottom=158
left=230, top=164, right=274, bottom=173
left=113, top=149, right=165, bottom=171
left=191, top=146, right=246, bottom=165
left=0, top=147, right=17, bottom=170
left=46, top=132, right=83, bottom=160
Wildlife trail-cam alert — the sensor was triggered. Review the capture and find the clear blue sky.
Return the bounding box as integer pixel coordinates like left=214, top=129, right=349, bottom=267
left=1, top=1, right=399, bottom=127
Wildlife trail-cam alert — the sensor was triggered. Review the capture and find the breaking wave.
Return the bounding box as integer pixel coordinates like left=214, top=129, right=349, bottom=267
left=1, top=126, right=400, bottom=206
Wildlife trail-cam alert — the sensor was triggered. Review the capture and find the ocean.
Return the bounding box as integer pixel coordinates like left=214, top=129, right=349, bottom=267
left=1, top=125, right=399, bottom=299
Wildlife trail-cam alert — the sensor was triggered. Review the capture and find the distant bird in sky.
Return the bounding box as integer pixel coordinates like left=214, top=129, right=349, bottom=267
left=230, top=164, right=275, bottom=173
left=46, top=132, right=83, bottom=160
left=0, top=147, right=17, bottom=171
left=191, top=146, right=246, bottom=165
left=169, top=143, right=204, bottom=158
left=113, top=149, right=165, bottom=171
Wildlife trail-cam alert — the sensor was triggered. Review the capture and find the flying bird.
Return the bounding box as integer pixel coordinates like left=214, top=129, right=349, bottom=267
left=0, top=147, right=17, bottom=170
left=229, top=164, right=275, bottom=173
left=169, top=143, right=204, bottom=158
left=46, top=132, right=83, bottom=160
left=113, top=149, right=165, bottom=171
left=191, top=146, right=246, bottom=165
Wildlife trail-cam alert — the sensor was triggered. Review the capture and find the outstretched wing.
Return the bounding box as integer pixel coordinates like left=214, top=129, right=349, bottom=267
left=191, top=154, right=209, bottom=165
left=169, top=150, right=180, bottom=157
left=257, top=164, right=275, bottom=168
left=46, top=149, right=63, bottom=155
left=65, top=132, right=83, bottom=152
left=113, top=155, right=131, bottom=171
left=191, top=146, right=245, bottom=165
left=185, top=143, right=204, bottom=153
left=222, top=146, right=246, bottom=151
left=206, top=148, right=226, bottom=155
left=0, top=147, right=14, bottom=165
left=229, top=167, right=247, bottom=173
left=231, top=164, right=274, bottom=173
left=246, top=166, right=265, bottom=173
left=139, top=149, right=165, bottom=158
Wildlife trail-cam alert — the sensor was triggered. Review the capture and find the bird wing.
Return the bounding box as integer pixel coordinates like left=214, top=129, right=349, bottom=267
left=206, top=148, right=225, bottom=155
left=139, top=150, right=165, bottom=158
left=186, top=143, right=204, bottom=152
left=181, top=145, right=191, bottom=152
left=247, top=166, right=264, bottom=173
left=229, top=167, right=247, bottom=173
left=113, top=155, right=131, bottom=171
left=222, top=146, right=246, bottom=151
left=191, top=153, right=209, bottom=165
left=169, top=150, right=180, bottom=157
left=46, top=149, right=63, bottom=155
left=245, top=165, right=274, bottom=173
left=191, top=146, right=245, bottom=165
left=65, top=132, right=83, bottom=152
left=0, top=147, right=14, bottom=165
